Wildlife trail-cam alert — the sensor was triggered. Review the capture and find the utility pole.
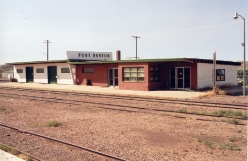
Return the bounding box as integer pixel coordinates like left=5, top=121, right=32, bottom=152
left=131, top=36, right=141, bottom=59
left=213, top=51, right=216, bottom=91
left=44, top=40, right=51, bottom=61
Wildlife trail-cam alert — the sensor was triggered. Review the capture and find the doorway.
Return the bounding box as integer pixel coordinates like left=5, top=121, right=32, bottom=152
left=169, top=67, right=190, bottom=89
left=26, top=67, right=34, bottom=83
left=48, top=66, right=57, bottom=84
left=108, top=68, right=118, bottom=87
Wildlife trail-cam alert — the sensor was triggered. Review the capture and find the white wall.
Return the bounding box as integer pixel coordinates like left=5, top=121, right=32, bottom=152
left=197, top=63, right=238, bottom=89
left=34, top=64, right=48, bottom=83
left=14, top=63, right=76, bottom=84
left=56, top=64, right=76, bottom=84
left=14, top=65, right=26, bottom=82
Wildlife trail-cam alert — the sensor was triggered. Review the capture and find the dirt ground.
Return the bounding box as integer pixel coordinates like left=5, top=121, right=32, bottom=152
left=0, top=93, right=247, bottom=161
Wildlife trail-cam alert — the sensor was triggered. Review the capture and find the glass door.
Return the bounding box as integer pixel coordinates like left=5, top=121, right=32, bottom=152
left=177, top=68, right=184, bottom=89
left=108, top=68, right=118, bottom=87
left=169, top=67, right=190, bottom=89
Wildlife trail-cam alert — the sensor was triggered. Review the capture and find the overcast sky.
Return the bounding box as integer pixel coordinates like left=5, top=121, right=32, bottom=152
left=0, top=0, right=247, bottom=64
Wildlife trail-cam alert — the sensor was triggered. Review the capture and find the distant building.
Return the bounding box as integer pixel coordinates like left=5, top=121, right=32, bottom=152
left=1, top=70, right=14, bottom=79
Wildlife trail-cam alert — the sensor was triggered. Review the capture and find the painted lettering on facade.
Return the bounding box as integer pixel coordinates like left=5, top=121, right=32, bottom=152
left=67, top=51, right=112, bottom=61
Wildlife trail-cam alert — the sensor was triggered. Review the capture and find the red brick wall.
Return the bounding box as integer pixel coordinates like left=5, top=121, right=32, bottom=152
left=76, top=62, right=198, bottom=91
left=76, top=64, right=117, bottom=86
left=147, top=62, right=167, bottom=90
left=118, top=62, right=198, bottom=91
left=118, top=62, right=149, bottom=91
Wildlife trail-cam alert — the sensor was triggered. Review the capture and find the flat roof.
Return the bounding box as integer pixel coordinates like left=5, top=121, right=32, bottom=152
left=68, top=58, right=192, bottom=65
left=8, top=58, right=241, bottom=66
left=68, top=58, right=241, bottom=66
left=8, top=60, right=68, bottom=65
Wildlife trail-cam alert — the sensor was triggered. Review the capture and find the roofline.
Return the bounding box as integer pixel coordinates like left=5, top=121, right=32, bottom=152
left=186, top=58, right=241, bottom=66
left=6, top=58, right=241, bottom=66
left=8, top=60, right=68, bottom=65
left=68, top=58, right=189, bottom=64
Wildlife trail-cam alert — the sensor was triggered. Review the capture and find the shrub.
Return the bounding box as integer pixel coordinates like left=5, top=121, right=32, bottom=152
left=219, top=143, right=241, bottom=151
left=46, top=120, right=62, bottom=127
left=204, top=140, right=215, bottom=149
left=229, top=119, right=239, bottom=125
left=177, top=109, right=187, bottom=113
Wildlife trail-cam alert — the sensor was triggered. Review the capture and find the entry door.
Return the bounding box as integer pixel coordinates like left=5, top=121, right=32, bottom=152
left=177, top=68, right=184, bottom=89
left=108, top=68, right=118, bottom=87
left=48, top=66, right=57, bottom=84
left=26, top=67, right=34, bottom=83
left=169, top=67, right=190, bottom=89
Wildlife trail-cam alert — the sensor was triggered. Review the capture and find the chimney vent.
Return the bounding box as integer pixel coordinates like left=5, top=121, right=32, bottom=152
left=116, top=50, right=121, bottom=60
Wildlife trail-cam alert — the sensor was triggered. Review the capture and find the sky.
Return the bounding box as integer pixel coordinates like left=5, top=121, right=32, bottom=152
left=0, top=0, right=247, bottom=64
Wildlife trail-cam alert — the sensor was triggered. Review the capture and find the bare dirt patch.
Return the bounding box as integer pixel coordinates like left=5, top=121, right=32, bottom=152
left=0, top=93, right=247, bottom=161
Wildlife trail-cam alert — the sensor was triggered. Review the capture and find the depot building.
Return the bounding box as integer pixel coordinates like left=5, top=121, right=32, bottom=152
left=9, top=50, right=241, bottom=91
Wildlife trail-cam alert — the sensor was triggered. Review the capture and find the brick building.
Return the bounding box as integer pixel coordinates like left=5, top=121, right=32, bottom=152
left=10, top=51, right=241, bottom=91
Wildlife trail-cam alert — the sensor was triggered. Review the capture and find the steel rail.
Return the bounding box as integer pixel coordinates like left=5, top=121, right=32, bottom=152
left=0, top=87, right=247, bottom=109
left=1, top=92, right=247, bottom=123
left=0, top=89, right=247, bottom=110
left=0, top=123, right=127, bottom=161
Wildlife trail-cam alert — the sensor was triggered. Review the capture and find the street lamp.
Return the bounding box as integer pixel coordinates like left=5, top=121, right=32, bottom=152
left=131, top=36, right=141, bottom=59
left=233, top=12, right=246, bottom=96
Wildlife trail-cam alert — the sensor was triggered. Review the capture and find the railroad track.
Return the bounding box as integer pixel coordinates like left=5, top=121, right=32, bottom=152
left=0, top=90, right=247, bottom=125
left=0, top=86, right=247, bottom=109
left=0, top=123, right=127, bottom=161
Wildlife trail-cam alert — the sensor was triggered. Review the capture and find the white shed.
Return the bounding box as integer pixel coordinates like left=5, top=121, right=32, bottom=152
left=1, top=70, right=14, bottom=79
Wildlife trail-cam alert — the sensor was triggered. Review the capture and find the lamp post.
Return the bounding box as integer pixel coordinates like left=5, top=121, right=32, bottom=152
left=233, top=12, right=246, bottom=96
left=131, top=36, right=141, bottom=59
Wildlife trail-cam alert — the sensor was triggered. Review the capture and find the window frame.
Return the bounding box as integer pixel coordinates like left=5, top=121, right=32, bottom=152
left=17, top=69, right=23, bottom=73
left=149, top=66, right=160, bottom=82
left=36, top=68, right=44, bottom=73
left=61, top=67, right=70, bottom=73
left=216, top=69, right=225, bottom=81
left=82, top=68, right=94, bottom=73
left=123, top=67, right=144, bottom=82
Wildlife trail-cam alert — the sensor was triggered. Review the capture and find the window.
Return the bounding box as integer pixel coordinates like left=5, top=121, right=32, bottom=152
left=216, top=69, right=225, bottom=81
left=36, top=68, right=44, bottom=73
left=61, top=67, right=70, bottom=73
left=150, top=66, right=160, bottom=82
left=123, top=67, right=144, bottom=82
left=83, top=68, right=94, bottom=73
left=17, top=69, right=23, bottom=73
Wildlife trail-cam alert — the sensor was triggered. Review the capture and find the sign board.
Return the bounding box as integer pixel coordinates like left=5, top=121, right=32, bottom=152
left=66, top=51, right=113, bottom=61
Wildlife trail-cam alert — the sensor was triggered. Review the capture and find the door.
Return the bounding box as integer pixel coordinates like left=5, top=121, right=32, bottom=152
left=177, top=68, right=184, bottom=89
left=26, top=67, right=34, bottom=83
left=169, top=67, right=190, bottom=89
left=108, top=68, right=118, bottom=87
left=48, top=66, right=57, bottom=84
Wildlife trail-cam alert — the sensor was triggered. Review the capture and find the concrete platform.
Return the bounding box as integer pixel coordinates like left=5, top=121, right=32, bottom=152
left=0, top=150, right=24, bottom=161
left=0, top=82, right=207, bottom=99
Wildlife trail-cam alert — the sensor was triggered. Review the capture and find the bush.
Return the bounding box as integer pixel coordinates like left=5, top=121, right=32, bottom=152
left=46, top=120, right=62, bottom=127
